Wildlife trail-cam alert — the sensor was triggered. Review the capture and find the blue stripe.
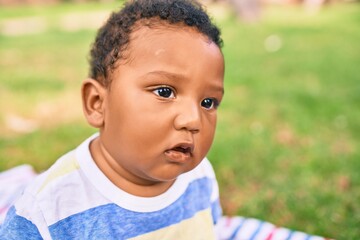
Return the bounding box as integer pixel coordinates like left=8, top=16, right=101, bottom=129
left=49, top=177, right=213, bottom=239
left=304, top=234, right=312, bottom=240
left=229, top=218, right=246, bottom=240
left=0, top=206, right=42, bottom=239
left=249, top=221, right=264, bottom=240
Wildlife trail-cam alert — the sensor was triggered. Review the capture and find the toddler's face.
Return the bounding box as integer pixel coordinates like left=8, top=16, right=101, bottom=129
left=99, top=26, right=224, bottom=188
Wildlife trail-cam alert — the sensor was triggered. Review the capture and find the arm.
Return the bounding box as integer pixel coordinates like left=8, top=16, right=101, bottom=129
left=1, top=191, right=52, bottom=240
left=0, top=206, right=42, bottom=240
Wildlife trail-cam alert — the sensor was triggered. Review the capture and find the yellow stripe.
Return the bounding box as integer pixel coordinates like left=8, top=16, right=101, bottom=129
left=37, top=154, right=80, bottom=194
left=129, top=209, right=216, bottom=240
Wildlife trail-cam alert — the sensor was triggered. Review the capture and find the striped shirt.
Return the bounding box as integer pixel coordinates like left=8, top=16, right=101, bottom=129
left=0, top=134, right=222, bottom=239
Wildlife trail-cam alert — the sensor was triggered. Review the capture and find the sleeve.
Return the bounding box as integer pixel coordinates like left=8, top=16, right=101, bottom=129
left=0, top=206, right=42, bottom=240
left=0, top=191, right=52, bottom=240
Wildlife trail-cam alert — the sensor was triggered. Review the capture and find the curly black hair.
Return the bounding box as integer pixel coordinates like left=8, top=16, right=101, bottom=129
left=89, top=0, right=223, bottom=86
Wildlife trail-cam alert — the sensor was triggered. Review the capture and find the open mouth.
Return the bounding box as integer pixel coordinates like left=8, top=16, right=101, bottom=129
left=165, top=143, right=194, bottom=163
left=172, top=146, right=192, bottom=155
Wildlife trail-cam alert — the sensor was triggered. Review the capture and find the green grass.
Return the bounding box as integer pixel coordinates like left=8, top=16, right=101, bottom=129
left=0, top=1, right=122, bottom=19
left=1, top=2, right=359, bottom=239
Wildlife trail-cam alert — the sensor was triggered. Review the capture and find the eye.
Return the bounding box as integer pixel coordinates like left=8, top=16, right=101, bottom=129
left=201, top=98, right=219, bottom=110
left=153, top=87, right=175, bottom=99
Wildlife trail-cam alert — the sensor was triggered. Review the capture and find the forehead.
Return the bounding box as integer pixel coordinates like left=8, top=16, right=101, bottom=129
left=110, top=21, right=224, bottom=92
left=121, top=21, right=222, bottom=65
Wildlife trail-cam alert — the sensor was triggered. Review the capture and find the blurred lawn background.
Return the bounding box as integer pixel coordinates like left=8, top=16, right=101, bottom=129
left=0, top=1, right=359, bottom=238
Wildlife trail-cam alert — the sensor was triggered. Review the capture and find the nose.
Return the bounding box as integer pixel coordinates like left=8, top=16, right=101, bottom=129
left=173, top=100, right=201, bottom=133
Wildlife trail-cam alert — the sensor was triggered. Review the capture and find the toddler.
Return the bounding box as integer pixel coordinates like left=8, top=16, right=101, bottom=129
left=0, top=0, right=330, bottom=239
left=1, top=0, right=224, bottom=239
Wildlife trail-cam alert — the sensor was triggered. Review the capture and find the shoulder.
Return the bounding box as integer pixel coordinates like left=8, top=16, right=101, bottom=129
left=11, top=149, right=79, bottom=216
left=24, top=133, right=99, bottom=197
left=24, top=149, right=79, bottom=196
left=6, top=134, right=103, bottom=236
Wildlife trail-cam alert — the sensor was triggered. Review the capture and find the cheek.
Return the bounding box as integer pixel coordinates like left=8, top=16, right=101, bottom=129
left=198, top=115, right=217, bottom=155
left=121, top=104, right=172, bottom=147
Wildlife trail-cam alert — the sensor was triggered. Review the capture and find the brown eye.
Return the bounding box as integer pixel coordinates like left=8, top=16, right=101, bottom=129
left=153, top=87, right=174, bottom=98
left=201, top=98, right=218, bottom=110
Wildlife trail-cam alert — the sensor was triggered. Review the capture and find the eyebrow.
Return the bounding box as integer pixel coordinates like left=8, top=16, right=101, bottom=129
left=146, top=71, right=185, bottom=81
left=145, top=70, right=224, bottom=94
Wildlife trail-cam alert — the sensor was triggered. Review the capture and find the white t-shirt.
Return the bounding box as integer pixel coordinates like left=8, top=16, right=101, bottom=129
left=0, top=133, right=222, bottom=239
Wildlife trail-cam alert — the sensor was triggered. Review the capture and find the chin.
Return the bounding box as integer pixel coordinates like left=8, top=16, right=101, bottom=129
left=153, top=169, right=187, bottom=182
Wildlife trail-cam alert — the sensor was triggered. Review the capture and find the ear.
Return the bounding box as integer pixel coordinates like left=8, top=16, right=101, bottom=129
left=81, top=78, right=107, bottom=128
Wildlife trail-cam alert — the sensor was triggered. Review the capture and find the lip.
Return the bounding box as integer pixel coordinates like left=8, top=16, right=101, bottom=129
left=164, top=142, right=194, bottom=163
